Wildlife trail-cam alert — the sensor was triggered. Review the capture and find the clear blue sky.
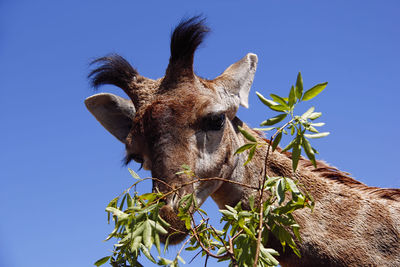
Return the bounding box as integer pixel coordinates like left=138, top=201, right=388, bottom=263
left=1, top=1, right=399, bottom=266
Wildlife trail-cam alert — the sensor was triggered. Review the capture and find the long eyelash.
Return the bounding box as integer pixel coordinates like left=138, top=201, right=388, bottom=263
left=123, top=154, right=133, bottom=166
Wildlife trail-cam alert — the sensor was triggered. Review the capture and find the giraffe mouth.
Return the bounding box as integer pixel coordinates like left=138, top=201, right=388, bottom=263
left=158, top=204, right=188, bottom=244
left=153, top=177, right=224, bottom=244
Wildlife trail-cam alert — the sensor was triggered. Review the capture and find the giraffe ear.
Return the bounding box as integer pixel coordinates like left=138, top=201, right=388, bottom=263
left=85, top=93, right=136, bottom=143
left=214, top=53, right=258, bottom=109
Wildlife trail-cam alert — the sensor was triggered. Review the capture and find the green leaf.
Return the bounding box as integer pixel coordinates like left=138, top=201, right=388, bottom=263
left=249, top=195, right=255, bottom=211
left=94, top=256, right=111, bottom=266
left=295, top=72, right=303, bottom=100
left=308, top=126, right=319, bottom=133
left=238, top=211, right=253, bottom=218
left=301, top=106, right=315, bottom=120
left=311, top=122, right=325, bottom=127
left=178, top=194, right=192, bottom=207
left=285, top=178, right=300, bottom=194
left=197, top=208, right=208, bottom=216
left=264, top=247, right=279, bottom=256
left=289, top=243, right=301, bottom=258
left=163, top=235, right=170, bottom=253
left=130, top=236, right=142, bottom=253
left=235, top=143, right=254, bottom=155
left=154, top=232, right=161, bottom=254
left=137, top=203, right=158, bottom=214
left=139, top=193, right=157, bottom=203
left=118, top=194, right=127, bottom=210
left=241, top=224, right=256, bottom=239
left=309, top=112, right=322, bottom=120
left=183, top=217, right=191, bottom=230
left=269, top=104, right=288, bottom=112
left=140, top=244, right=156, bottom=263
left=304, top=132, right=330, bottom=139
left=107, top=196, right=119, bottom=208
left=104, top=227, right=118, bottom=242
left=260, top=114, right=287, bottom=126
left=177, top=255, right=186, bottom=264
left=181, top=164, right=191, bottom=171
left=260, top=247, right=280, bottom=266
left=273, top=202, right=302, bottom=215
left=225, top=205, right=238, bottom=214
left=148, top=219, right=168, bottom=235
left=302, top=82, right=328, bottom=101
left=292, top=135, right=302, bottom=172
left=220, top=209, right=234, bottom=218
left=292, top=224, right=302, bottom=242
left=179, top=193, right=194, bottom=213
left=272, top=132, right=282, bottom=151
left=270, top=93, right=289, bottom=107
left=128, top=221, right=145, bottom=240
left=288, top=85, right=296, bottom=107
left=256, top=91, right=279, bottom=107
left=157, top=215, right=171, bottom=228
left=302, top=136, right=316, bottom=168
left=276, top=178, right=286, bottom=205
left=244, top=145, right=256, bottom=166
left=185, top=245, right=199, bottom=251
left=217, top=246, right=227, bottom=255
left=238, top=126, right=257, bottom=142
left=278, top=226, right=292, bottom=248
left=281, top=138, right=296, bottom=153
left=256, top=92, right=288, bottom=111
left=128, top=168, right=141, bottom=179
left=126, top=193, right=133, bottom=208
left=253, top=127, right=276, bottom=132
left=106, top=196, right=119, bottom=224
left=105, top=207, right=129, bottom=221
left=265, top=176, right=280, bottom=187
left=158, top=257, right=173, bottom=265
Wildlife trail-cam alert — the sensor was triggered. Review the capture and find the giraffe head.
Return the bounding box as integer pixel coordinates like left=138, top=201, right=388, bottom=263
left=85, top=16, right=257, bottom=243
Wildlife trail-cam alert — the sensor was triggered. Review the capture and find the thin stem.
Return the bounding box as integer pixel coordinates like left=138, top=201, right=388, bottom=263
left=272, top=118, right=294, bottom=140
left=188, top=213, right=228, bottom=259
left=253, top=119, right=294, bottom=266
left=228, top=236, right=239, bottom=267
left=209, top=225, right=237, bottom=264
left=253, top=136, right=272, bottom=267
left=175, top=237, right=192, bottom=262
left=189, top=250, right=203, bottom=264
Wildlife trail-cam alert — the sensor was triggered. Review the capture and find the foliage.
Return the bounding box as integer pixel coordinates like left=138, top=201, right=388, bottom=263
left=95, top=72, right=328, bottom=266
left=250, top=72, right=329, bottom=171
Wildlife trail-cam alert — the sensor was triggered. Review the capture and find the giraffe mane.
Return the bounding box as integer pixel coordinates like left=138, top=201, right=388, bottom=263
left=257, top=135, right=400, bottom=201
left=296, top=152, right=400, bottom=201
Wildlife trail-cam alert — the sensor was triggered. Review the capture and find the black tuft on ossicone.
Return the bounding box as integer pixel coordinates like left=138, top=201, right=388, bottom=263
left=169, top=16, right=210, bottom=68
left=88, top=54, right=138, bottom=91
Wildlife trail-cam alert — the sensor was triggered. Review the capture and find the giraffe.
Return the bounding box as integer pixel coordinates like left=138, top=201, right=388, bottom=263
left=85, top=17, right=400, bottom=266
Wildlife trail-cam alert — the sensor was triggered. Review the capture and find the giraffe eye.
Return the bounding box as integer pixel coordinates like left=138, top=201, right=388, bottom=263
left=201, top=113, right=226, bottom=131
